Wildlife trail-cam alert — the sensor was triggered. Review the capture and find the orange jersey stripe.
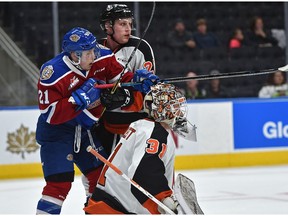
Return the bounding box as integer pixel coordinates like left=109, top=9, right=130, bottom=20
left=142, top=190, right=172, bottom=214
left=84, top=199, right=124, bottom=214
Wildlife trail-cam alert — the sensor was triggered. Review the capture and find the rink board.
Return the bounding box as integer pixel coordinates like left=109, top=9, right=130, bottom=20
left=1, top=98, right=288, bottom=179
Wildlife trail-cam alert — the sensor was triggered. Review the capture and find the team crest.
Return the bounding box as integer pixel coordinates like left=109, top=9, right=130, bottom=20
left=68, top=76, right=79, bottom=90
left=40, top=65, right=54, bottom=80
left=69, top=34, right=80, bottom=42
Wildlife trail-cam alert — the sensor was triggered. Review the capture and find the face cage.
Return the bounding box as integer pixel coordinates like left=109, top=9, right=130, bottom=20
left=150, top=85, right=187, bottom=127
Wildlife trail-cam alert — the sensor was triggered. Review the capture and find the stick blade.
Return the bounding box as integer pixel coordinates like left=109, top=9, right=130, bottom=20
left=175, top=173, right=204, bottom=214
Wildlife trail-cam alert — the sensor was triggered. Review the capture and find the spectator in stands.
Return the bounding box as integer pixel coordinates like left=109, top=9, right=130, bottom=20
left=166, top=18, right=196, bottom=50
left=204, top=70, right=230, bottom=98
left=193, top=18, right=220, bottom=49
left=228, top=28, right=246, bottom=49
left=258, top=71, right=288, bottom=98
left=184, top=71, right=205, bottom=99
left=247, top=16, right=278, bottom=47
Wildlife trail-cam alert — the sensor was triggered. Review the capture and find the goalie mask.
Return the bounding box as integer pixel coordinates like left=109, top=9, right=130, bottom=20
left=144, top=83, right=197, bottom=141
left=143, top=83, right=187, bottom=128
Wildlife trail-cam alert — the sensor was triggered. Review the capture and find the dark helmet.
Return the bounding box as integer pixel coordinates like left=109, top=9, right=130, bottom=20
left=100, top=4, right=133, bottom=31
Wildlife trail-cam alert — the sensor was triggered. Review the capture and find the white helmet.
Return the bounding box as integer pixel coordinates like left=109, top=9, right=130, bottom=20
left=143, top=83, right=187, bottom=128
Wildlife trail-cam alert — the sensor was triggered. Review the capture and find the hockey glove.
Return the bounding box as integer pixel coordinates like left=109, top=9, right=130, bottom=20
left=100, top=87, right=134, bottom=110
left=132, top=69, right=159, bottom=93
left=71, top=78, right=101, bottom=111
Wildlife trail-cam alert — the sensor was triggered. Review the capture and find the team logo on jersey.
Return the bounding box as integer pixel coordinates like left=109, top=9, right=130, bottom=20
left=68, top=76, right=80, bottom=90
left=69, top=34, right=80, bottom=42
left=40, top=65, right=54, bottom=80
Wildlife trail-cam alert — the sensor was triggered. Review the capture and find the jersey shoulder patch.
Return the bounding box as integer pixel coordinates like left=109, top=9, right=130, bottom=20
left=39, top=53, right=70, bottom=84
left=40, top=65, right=54, bottom=80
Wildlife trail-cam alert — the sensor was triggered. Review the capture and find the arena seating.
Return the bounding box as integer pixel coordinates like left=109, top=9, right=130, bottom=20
left=0, top=2, right=285, bottom=98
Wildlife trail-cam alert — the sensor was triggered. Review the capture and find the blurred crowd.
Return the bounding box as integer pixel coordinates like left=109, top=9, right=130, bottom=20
left=166, top=16, right=288, bottom=100
left=167, top=16, right=281, bottom=51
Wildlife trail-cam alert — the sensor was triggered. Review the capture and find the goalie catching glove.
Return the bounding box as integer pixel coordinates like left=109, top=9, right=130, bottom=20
left=100, top=87, right=134, bottom=110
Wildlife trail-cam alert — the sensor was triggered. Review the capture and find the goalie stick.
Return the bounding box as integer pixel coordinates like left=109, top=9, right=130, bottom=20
left=86, top=145, right=176, bottom=215
left=93, top=64, right=288, bottom=89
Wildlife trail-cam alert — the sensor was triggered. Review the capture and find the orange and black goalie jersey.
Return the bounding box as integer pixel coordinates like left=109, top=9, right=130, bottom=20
left=84, top=118, right=175, bottom=214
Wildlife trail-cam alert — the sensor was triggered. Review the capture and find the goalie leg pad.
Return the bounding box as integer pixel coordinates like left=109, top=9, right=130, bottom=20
left=174, top=173, right=204, bottom=214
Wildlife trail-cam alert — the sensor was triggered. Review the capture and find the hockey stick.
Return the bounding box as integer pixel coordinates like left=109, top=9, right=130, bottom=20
left=86, top=145, right=176, bottom=215
left=93, top=64, right=288, bottom=89
left=110, top=1, right=156, bottom=94
left=68, top=2, right=156, bottom=107
left=93, top=2, right=156, bottom=117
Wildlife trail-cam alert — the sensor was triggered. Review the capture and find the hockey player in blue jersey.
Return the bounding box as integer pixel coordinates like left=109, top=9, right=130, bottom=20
left=36, top=27, right=158, bottom=214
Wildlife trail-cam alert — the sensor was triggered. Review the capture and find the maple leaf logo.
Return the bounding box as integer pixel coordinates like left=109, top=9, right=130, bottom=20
left=6, top=124, right=39, bottom=159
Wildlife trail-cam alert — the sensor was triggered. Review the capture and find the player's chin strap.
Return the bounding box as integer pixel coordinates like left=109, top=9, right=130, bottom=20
left=107, top=24, right=122, bottom=45
left=103, top=18, right=122, bottom=45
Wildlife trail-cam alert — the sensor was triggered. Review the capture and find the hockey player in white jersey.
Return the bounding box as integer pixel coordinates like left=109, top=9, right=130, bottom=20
left=94, top=4, right=156, bottom=155
left=84, top=83, right=203, bottom=214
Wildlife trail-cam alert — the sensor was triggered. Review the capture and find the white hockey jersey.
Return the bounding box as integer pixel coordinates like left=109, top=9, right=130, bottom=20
left=85, top=118, right=176, bottom=214
left=97, top=36, right=156, bottom=135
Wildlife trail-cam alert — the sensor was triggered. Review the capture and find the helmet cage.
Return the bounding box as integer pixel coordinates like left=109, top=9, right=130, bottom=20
left=144, top=83, right=187, bottom=128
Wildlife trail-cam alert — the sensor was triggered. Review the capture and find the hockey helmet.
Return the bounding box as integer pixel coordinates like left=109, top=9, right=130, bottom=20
left=143, top=83, right=187, bottom=128
left=100, top=4, right=133, bottom=31
left=62, top=27, right=97, bottom=53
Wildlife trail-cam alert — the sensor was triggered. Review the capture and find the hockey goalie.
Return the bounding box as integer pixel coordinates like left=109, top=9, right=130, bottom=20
left=84, top=83, right=203, bottom=214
